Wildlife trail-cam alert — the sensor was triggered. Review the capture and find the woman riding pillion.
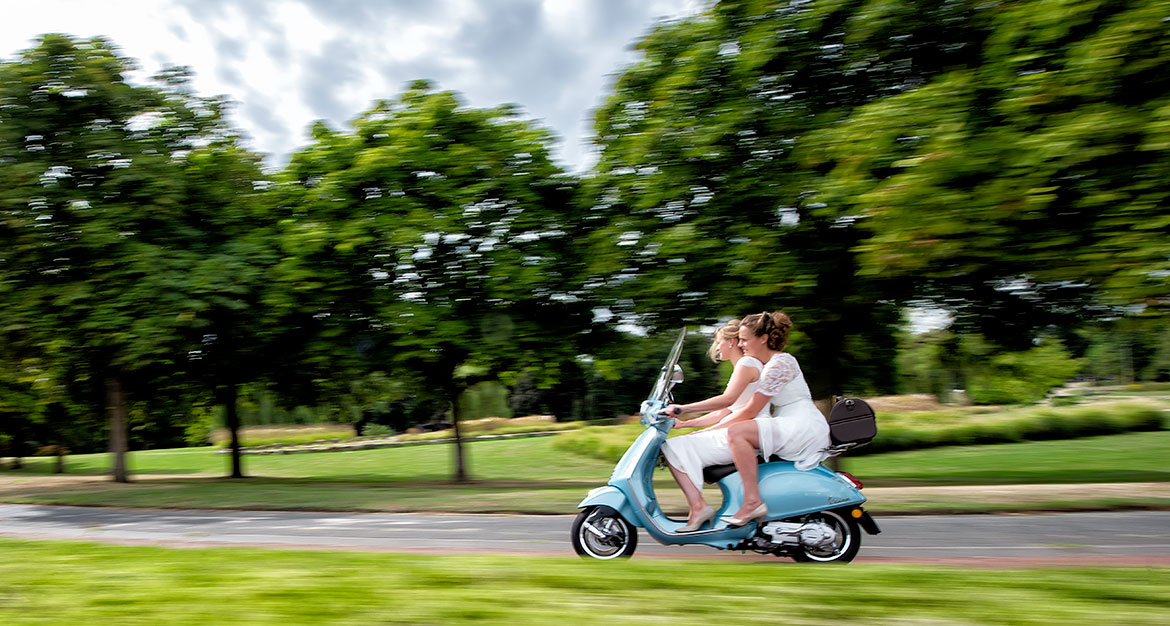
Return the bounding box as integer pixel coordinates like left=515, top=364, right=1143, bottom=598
left=660, top=319, right=768, bottom=532
left=723, top=311, right=832, bottom=525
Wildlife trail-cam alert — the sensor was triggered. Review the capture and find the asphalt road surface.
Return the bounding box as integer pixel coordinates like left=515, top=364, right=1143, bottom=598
left=2, top=504, right=1167, bottom=565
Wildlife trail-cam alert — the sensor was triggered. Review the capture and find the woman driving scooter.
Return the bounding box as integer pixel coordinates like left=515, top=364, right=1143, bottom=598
left=721, top=311, right=832, bottom=526
left=659, top=320, right=771, bottom=532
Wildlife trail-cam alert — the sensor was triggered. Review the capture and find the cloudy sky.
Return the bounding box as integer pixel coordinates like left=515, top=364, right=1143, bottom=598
left=2, top=0, right=704, bottom=173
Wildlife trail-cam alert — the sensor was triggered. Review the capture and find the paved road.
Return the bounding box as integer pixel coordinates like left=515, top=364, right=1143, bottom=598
left=2, top=504, right=1168, bottom=565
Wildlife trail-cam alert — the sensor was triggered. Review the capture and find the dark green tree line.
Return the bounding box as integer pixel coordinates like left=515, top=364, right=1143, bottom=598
left=5, top=0, right=1170, bottom=475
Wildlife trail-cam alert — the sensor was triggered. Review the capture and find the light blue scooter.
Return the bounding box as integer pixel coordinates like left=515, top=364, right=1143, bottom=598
left=571, top=328, right=880, bottom=562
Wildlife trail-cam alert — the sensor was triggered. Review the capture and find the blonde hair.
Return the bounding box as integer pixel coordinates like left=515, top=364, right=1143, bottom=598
left=707, top=319, right=742, bottom=362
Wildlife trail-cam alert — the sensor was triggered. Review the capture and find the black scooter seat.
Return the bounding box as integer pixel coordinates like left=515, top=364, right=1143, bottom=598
left=703, top=454, right=782, bottom=484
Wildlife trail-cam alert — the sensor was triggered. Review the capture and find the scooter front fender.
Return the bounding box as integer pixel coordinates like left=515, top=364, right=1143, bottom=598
left=577, top=485, right=637, bottom=524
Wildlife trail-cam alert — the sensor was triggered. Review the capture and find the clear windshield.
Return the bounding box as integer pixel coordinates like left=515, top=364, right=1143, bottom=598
left=647, top=327, right=687, bottom=404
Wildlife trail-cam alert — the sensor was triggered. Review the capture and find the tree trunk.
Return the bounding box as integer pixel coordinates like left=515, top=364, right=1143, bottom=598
left=54, top=446, right=65, bottom=474
left=449, top=389, right=468, bottom=483
left=221, top=384, right=245, bottom=478
left=106, top=376, right=129, bottom=483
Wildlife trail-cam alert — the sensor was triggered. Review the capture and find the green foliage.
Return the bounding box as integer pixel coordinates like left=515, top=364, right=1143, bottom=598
left=587, top=0, right=927, bottom=397
left=360, top=423, right=394, bottom=437
left=7, top=0, right=1170, bottom=462
left=964, top=336, right=1082, bottom=404
left=898, top=330, right=1082, bottom=404
left=896, top=330, right=962, bottom=400
left=810, top=0, right=1170, bottom=335
left=550, top=423, right=644, bottom=463
left=458, top=382, right=512, bottom=420
left=394, top=419, right=582, bottom=443
left=1079, top=316, right=1170, bottom=382
left=273, top=83, right=590, bottom=479
left=0, top=35, right=276, bottom=471
left=555, top=400, right=1167, bottom=462
left=183, top=404, right=217, bottom=447
left=209, top=424, right=358, bottom=447
left=861, top=400, right=1166, bottom=454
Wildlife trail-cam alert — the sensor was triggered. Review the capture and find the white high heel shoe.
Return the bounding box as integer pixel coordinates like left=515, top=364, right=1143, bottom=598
left=723, top=503, right=767, bottom=527
left=678, top=506, right=715, bottom=533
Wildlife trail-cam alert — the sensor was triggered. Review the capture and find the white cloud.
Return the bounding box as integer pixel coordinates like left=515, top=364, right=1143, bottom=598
left=1, top=0, right=705, bottom=173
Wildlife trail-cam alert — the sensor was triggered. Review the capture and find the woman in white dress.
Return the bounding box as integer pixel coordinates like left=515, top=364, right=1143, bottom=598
left=722, top=311, right=832, bottom=526
left=660, top=320, right=771, bottom=532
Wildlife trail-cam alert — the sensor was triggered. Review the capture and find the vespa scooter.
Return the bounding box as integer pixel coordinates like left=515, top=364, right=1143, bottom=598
left=571, top=328, right=880, bottom=562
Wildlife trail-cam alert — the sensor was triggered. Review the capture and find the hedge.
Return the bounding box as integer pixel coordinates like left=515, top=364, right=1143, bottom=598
left=552, top=400, right=1170, bottom=462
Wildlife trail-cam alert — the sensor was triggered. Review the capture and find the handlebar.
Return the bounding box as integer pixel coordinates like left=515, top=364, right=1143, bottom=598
left=640, top=400, right=668, bottom=424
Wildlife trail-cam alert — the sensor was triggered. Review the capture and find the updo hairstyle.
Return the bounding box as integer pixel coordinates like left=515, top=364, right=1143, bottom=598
left=706, top=319, right=742, bottom=363
left=741, top=311, right=792, bottom=351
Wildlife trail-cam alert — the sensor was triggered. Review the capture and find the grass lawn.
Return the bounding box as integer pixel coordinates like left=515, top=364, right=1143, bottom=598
left=0, top=538, right=1167, bottom=625
left=2, top=431, right=1169, bottom=514
left=846, top=430, right=1170, bottom=485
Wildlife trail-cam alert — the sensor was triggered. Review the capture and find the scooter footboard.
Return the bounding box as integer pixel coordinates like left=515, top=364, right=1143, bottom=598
left=756, top=462, right=866, bottom=519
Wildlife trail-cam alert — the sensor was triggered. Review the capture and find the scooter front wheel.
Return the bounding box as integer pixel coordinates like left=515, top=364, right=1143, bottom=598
left=571, top=506, right=638, bottom=560
left=790, top=509, right=861, bottom=563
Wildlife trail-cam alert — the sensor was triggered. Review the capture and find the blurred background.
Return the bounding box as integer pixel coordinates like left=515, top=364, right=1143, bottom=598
left=2, top=0, right=1167, bottom=479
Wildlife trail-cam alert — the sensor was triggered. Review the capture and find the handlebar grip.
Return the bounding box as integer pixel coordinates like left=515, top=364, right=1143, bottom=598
left=672, top=407, right=681, bottom=415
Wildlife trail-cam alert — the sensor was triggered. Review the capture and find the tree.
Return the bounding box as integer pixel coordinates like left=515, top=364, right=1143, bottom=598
left=0, top=35, right=271, bottom=480
left=273, top=82, right=592, bottom=480
left=807, top=0, right=1170, bottom=343
left=583, top=0, right=986, bottom=397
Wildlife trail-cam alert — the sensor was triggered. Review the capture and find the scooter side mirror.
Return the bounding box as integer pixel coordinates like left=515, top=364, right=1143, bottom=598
left=671, top=364, right=684, bottom=385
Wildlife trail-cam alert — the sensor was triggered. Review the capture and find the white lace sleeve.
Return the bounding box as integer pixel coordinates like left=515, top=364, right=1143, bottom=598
left=758, top=353, right=799, bottom=396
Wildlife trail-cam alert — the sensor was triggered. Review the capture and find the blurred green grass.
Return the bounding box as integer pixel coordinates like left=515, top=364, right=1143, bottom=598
left=0, top=538, right=1167, bottom=625
left=2, top=431, right=1169, bottom=514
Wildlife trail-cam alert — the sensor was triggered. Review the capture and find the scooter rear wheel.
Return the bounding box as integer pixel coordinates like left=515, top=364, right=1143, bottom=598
left=571, top=507, right=638, bottom=560
left=790, top=509, right=861, bottom=563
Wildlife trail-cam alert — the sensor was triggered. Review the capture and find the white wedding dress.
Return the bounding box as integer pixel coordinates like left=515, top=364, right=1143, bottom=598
left=753, top=352, right=832, bottom=471
left=661, top=352, right=831, bottom=493
left=661, top=356, right=767, bottom=493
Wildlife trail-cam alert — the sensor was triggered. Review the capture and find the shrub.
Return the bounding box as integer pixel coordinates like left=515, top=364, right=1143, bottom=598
left=552, top=400, right=1169, bottom=461
left=552, top=424, right=643, bottom=462
left=184, top=406, right=218, bottom=447
left=361, top=424, right=394, bottom=437
left=857, top=400, right=1167, bottom=455
left=395, top=416, right=582, bottom=443
left=210, top=424, right=357, bottom=447
left=966, top=339, right=1082, bottom=405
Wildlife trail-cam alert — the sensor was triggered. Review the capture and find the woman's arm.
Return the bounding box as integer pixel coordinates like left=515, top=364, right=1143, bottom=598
left=673, top=408, right=730, bottom=430
left=705, top=391, right=771, bottom=431
left=665, top=361, right=759, bottom=416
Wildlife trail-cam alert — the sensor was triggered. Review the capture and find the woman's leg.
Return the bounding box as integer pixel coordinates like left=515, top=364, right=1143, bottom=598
left=726, top=420, right=764, bottom=520
left=667, top=461, right=709, bottom=522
